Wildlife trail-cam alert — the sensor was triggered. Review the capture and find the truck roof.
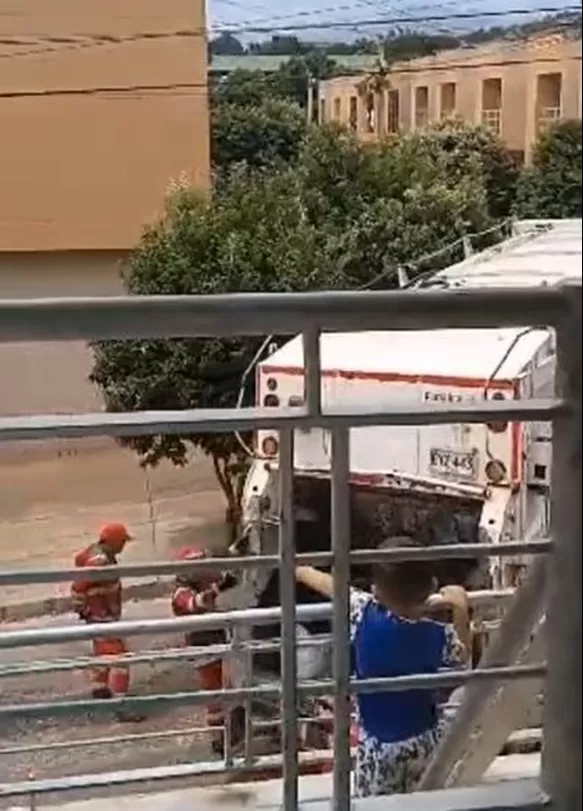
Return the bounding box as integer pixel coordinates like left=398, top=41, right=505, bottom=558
left=261, top=220, right=581, bottom=384
left=415, top=218, right=581, bottom=291
left=262, top=327, right=549, bottom=382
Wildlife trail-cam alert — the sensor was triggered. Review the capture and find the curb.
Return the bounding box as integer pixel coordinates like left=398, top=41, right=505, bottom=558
left=0, top=579, right=174, bottom=624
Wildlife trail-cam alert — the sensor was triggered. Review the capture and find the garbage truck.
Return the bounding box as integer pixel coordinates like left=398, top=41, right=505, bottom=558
left=216, top=218, right=581, bottom=760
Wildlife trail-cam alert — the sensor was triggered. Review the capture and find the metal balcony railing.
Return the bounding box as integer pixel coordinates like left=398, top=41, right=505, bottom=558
left=0, top=284, right=580, bottom=810
left=481, top=108, right=502, bottom=135
left=537, top=106, right=562, bottom=132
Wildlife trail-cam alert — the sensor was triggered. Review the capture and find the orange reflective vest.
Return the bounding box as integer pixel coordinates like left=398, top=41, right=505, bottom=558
left=71, top=543, right=122, bottom=623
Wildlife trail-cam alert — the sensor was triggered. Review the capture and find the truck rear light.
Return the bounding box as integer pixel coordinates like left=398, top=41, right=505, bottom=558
left=261, top=436, right=279, bottom=457
left=485, top=458, right=507, bottom=484
left=288, top=395, right=304, bottom=407
left=487, top=391, right=508, bottom=433
left=263, top=394, right=279, bottom=407
left=266, top=377, right=278, bottom=391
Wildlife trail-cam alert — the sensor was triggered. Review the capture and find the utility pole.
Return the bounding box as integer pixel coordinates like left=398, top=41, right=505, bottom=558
left=306, top=73, right=315, bottom=124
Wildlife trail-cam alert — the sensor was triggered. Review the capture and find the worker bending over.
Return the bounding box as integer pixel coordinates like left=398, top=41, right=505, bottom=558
left=71, top=522, right=143, bottom=723
left=171, top=546, right=244, bottom=756
left=296, top=539, right=470, bottom=797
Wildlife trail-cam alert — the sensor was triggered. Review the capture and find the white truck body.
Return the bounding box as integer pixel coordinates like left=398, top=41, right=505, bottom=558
left=216, top=220, right=581, bottom=775
left=239, top=219, right=581, bottom=591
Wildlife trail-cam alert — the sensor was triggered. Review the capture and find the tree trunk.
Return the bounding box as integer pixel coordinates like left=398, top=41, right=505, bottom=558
left=211, top=453, right=243, bottom=544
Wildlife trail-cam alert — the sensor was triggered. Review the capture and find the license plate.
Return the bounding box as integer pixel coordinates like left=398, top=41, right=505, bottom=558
left=429, top=448, right=477, bottom=479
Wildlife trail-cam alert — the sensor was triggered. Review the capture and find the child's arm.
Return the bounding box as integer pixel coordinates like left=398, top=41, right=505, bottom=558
left=440, top=586, right=472, bottom=661
left=295, top=565, right=334, bottom=598
left=433, top=586, right=471, bottom=667
left=296, top=566, right=372, bottom=640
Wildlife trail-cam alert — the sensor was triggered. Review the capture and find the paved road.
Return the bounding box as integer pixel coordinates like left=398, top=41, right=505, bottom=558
left=0, top=600, right=220, bottom=806
left=0, top=441, right=226, bottom=610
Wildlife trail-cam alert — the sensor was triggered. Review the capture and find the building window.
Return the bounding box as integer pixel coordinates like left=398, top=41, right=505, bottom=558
left=509, top=150, right=526, bottom=166
left=365, top=93, right=375, bottom=133
left=349, top=95, right=358, bottom=130
left=333, top=97, right=341, bottom=120
left=481, top=78, right=502, bottom=135
left=440, top=82, right=456, bottom=119
left=414, top=86, right=429, bottom=128
left=387, top=89, right=400, bottom=133
left=536, top=73, right=562, bottom=131
left=320, top=98, right=326, bottom=123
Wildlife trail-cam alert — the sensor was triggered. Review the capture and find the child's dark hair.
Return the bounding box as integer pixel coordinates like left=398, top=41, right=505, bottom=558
left=371, top=537, right=435, bottom=606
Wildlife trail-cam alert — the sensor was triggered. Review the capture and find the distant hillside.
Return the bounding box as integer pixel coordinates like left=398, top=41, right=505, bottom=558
left=210, top=10, right=582, bottom=63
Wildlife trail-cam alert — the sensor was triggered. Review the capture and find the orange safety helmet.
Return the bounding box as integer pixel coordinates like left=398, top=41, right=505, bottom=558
left=99, top=522, right=132, bottom=553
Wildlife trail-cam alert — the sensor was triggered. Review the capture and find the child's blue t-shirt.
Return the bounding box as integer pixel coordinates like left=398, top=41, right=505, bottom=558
left=350, top=589, right=465, bottom=745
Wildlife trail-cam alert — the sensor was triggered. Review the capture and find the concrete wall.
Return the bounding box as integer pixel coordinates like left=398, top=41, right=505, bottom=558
left=0, top=251, right=227, bottom=574
left=319, top=35, right=582, bottom=161
left=0, top=250, right=124, bottom=416
left=0, top=0, right=210, bottom=252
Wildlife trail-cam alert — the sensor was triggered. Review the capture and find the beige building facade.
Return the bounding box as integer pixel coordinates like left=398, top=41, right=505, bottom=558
left=319, top=33, right=582, bottom=162
left=0, top=0, right=210, bottom=418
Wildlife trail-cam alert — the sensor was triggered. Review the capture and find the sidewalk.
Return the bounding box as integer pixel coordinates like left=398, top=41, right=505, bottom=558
left=0, top=442, right=226, bottom=622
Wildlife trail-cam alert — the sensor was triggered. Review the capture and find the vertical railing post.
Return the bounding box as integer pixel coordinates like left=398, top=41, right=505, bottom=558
left=279, top=428, right=298, bottom=811
left=419, top=555, right=548, bottom=790
left=542, top=287, right=581, bottom=810
left=303, top=328, right=322, bottom=416
left=331, top=427, right=352, bottom=811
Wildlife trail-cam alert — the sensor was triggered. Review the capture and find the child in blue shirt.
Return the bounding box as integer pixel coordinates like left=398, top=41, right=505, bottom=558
left=296, top=544, right=470, bottom=797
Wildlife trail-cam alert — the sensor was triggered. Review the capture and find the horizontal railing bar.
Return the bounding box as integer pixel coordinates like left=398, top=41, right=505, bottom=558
left=0, top=774, right=545, bottom=811
left=0, top=399, right=565, bottom=443
left=0, top=714, right=351, bottom=758
left=0, top=634, right=333, bottom=677
left=0, top=725, right=217, bottom=757
left=0, top=665, right=545, bottom=723
left=0, top=287, right=570, bottom=343
left=0, top=748, right=334, bottom=798
left=0, top=542, right=549, bottom=587
left=0, top=719, right=320, bottom=759
left=0, top=591, right=511, bottom=675
left=0, top=723, right=542, bottom=761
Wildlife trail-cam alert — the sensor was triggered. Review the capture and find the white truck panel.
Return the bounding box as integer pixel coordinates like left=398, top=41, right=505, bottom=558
left=258, top=368, right=518, bottom=488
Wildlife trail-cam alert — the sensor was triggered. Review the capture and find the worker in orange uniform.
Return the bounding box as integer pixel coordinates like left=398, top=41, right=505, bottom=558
left=71, top=522, right=143, bottom=723
left=171, top=546, right=244, bottom=756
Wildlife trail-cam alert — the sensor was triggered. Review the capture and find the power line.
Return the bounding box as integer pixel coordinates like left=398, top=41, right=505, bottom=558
left=213, top=5, right=581, bottom=34
left=1, top=5, right=578, bottom=67
left=210, top=0, right=416, bottom=31
left=2, top=5, right=579, bottom=47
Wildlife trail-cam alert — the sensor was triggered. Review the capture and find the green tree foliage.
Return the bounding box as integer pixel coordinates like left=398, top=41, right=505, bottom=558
left=212, top=97, right=308, bottom=171
left=514, top=120, right=582, bottom=219
left=91, top=121, right=510, bottom=527
left=248, top=35, right=309, bottom=56
left=209, top=52, right=338, bottom=172
left=297, top=123, right=493, bottom=287
left=209, top=32, right=244, bottom=56
left=382, top=33, right=459, bottom=63
left=212, top=53, right=338, bottom=110
left=90, top=173, right=336, bottom=531
left=272, top=52, right=338, bottom=106
left=212, top=69, right=275, bottom=108
left=403, top=120, right=520, bottom=219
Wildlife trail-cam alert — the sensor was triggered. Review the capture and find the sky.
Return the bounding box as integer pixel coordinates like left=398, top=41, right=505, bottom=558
left=208, top=0, right=576, bottom=41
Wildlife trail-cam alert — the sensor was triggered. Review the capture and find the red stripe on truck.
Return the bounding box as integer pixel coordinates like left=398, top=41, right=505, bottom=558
left=260, top=365, right=515, bottom=391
